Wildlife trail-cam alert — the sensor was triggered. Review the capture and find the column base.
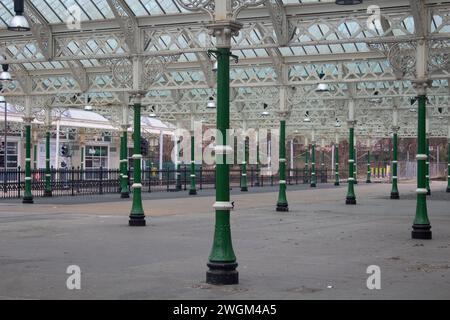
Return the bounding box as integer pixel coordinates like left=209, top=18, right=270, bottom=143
left=43, top=190, right=52, bottom=197
left=346, top=196, right=356, bottom=205
left=121, top=192, right=130, bottom=198
left=276, top=202, right=289, bottom=212
left=254, top=182, right=260, bottom=187
left=22, top=196, right=34, bottom=204
left=240, top=187, right=248, bottom=192
left=411, top=224, right=432, bottom=240
left=366, top=180, right=371, bottom=183
left=334, top=182, right=340, bottom=186
left=206, top=262, right=238, bottom=285
left=427, top=189, right=431, bottom=196
left=189, top=189, right=197, bottom=195
left=310, top=183, right=316, bottom=188
left=446, top=187, right=450, bottom=193
left=390, top=192, right=399, bottom=199
left=129, top=214, right=146, bottom=226
left=354, top=180, right=358, bottom=185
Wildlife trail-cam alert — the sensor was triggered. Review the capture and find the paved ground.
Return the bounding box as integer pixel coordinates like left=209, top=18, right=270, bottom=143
left=0, top=181, right=449, bottom=299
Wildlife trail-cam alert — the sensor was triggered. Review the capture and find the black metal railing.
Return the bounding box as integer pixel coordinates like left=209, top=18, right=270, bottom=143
left=0, top=166, right=337, bottom=200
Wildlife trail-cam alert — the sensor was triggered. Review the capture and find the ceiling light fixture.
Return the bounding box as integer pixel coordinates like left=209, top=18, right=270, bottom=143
left=8, top=0, right=30, bottom=32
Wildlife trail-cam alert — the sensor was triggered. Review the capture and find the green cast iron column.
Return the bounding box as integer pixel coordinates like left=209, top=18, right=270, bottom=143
left=276, top=119, right=288, bottom=211
left=366, top=150, right=372, bottom=183
left=120, top=129, right=129, bottom=198
left=320, top=148, right=325, bottom=183
left=175, top=139, right=182, bottom=191
left=33, top=144, right=37, bottom=169
left=23, top=122, right=33, bottom=203
left=310, top=143, right=316, bottom=187
left=304, top=146, right=309, bottom=184
left=412, top=94, right=431, bottom=239
left=240, top=137, right=248, bottom=192
left=189, top=134, right=197, bottom=195
left=391, top=130, right=400, bottom=199
left=346, top=124, right=356, bottom=205
left=426, top=138, right=431, bottom=195
left=335, top=144, right=340, bottom=186
left=447, top=140, right=450, bottom=192
left=354, top=147, right=358, bottom=184
left=206, top=47, right=237, bottom=285
left=43, top=130, right=52, bottom=197
left=129, top=96, right=145, bottom=226
left=255, top=139, right=260, bottom=186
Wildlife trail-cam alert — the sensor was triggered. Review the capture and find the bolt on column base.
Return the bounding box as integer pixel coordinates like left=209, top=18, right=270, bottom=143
left=390, top=191, right=400, bottom=199
left=206, top=262, right=238, bottom=285
left=189, top=189, right=197, bottom=195
left=129, top=214, right=146, bottom=226
left=121, top=192, right=130, bottom=198
left=22, top=196, right=34, bottom=204
left=240, top=187, right=248, bottom=192
left=411, top=224, right=432, bottom=240
left=346, top=196, right=356, bottom=205
left=43, top=191, right=52, bottom=197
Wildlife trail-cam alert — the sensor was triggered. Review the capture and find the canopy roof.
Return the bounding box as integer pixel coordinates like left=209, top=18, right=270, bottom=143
left=0, top=0, right=450, bottom=141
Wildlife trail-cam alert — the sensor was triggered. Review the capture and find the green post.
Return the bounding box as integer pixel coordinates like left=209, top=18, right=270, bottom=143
left=390, top=129, right=400, bottom=199
left=304, top=145, right=309, bottom=184
left=129, top=95, right=145, bottom=226
left=354, top=147, right=358, bottom=184
left=240, top=137, right=248, bottom=192
left=346, top=123, right=356, bottom=205
left=276, top=118, right=288, bottom=211
left=320, top=147, right=325, bottom=183
left=175, top=138, right=182, bottom=191
left=412, top=94, right=431, bottom=239
left=80, top=146, right=84, bottom=170
left=366, top=150, right=372, bottom=183
left=447, top=138, right=450, bottom=193
left=189, top=134, right=197, bottom=195
left=426, top=138, right=431, bottom=195
left=310, top=142, right=316, bottom=187
left=23, top=121, right=33, bottom=204
left=33, top=144, right=37, bottom=169
left=44, top=130, right=52, bottom=197
left=334, top=143, right=340, bottom=186
left=120, top=129, right=129, bottom=198
left=206, top=46, right=238, bottom=285
left=255, top=139, right=260, bottom=186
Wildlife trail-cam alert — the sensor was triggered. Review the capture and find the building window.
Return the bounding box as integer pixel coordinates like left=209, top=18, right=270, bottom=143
left=0, top=142, right=18, bottom=169
left=85, top=145, right=109, bottom=169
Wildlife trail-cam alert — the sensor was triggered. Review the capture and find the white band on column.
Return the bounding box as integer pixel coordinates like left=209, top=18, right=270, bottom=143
left=123, top=175, right=128, bottom=178
left=392, top=176, right=398, bottom=179
left=132, top=183, right=142, bottom=188
left=132, top=154, right=142, bottom=159
left=348, top=177, right=354, bottom=181
left=392, top=160, right=398, bottom=163
left=279, top=180, right=286, bottom=184
left=241, top=173, right=247, bottom=176
left=190, top=174, right=196, bottom=177
left=25, top=177, right=32, bottom=181
left=416, top=188, right=428, bottom=194
left=120, top=159, right=128, bottom=163
left=215, top=145, right=233, bottom=155
left=25, top=158, right=31, bottom=162
left=279, top=158, right=286, bottom=163
left=348, top=159, right=354, bottom=163
left=416, top=154, right=427, bottom=160
left=213, top=201, right=233, bottom=209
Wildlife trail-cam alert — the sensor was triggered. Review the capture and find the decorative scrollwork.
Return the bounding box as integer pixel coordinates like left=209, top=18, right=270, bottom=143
left=368, top=41, right=416, bottom=79
left=428, top=39, right=450, bottom=73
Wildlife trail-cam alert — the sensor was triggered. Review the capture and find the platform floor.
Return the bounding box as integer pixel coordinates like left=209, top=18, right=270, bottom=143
left=0, top=182, right=449, bottom=300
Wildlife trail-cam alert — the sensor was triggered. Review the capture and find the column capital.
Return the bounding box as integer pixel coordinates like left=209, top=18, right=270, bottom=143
left=347, top=120, right=357, bottom=128
left=277, top=111, right=290, bottom=121
left=22, top=116, right=34, bottom=124
left=412, top=79, right=432, bottom=96
left=207, top=20, right=243, bottom=48
left=392, top=126, right=400, bottom=133
left=128, top=91, right=147, bottom=104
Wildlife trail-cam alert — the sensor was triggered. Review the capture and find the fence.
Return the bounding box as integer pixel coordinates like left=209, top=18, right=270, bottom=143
left=0, top=166, right=333, bottom=200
